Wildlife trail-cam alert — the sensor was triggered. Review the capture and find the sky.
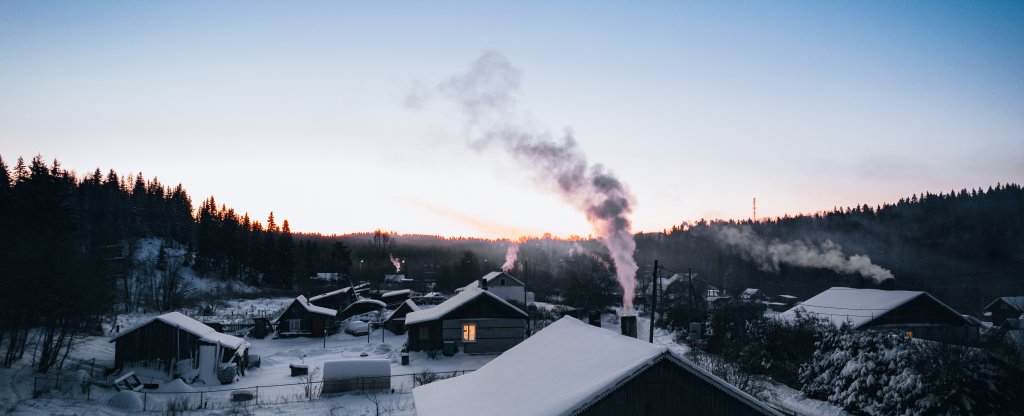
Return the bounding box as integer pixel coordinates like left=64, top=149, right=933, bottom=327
left=1, top=1, right=1022, bottom=239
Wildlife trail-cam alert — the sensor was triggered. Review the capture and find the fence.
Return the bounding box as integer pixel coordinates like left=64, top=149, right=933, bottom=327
left=33, top=369, right=474, bottom=412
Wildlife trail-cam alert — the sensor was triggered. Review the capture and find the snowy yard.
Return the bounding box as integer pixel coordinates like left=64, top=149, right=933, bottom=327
left=1, top=300, right=499, bottom=415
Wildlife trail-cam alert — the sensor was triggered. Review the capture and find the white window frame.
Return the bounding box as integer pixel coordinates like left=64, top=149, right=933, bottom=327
left=288, top=319, right=301, bottom=332
left=462, top=323, right=477, bottom=342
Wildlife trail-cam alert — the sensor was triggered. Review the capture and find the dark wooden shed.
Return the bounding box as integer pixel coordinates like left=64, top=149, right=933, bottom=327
left=412, top=316, right=781, bottom=416
left=383, top=299, right=420, bottom=335
left=406, top=286, right=527, bottom=354
left=275, top=295, right=338, bottom=337
left=985, top=296, right=1024, bottom=327
left=110, top=312, right=249, bottom=378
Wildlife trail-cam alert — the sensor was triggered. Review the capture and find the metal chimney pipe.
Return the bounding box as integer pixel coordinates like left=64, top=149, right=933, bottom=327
left=620, top=315, right=637, bottom=338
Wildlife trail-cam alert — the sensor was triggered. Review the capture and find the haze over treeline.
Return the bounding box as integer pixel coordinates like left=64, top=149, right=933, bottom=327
left=0, top=154, right=1021, bottom=330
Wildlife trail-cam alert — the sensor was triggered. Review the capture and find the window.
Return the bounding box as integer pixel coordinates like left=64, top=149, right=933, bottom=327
left=462, top=323, right=477, bottom=342
left=500, top=278, right=506, bottom=286
left=288, top=319, right=301, bottom=332
left=906, top=330, right=913, bottom=338
left=419, top=326, right=429, bottom=341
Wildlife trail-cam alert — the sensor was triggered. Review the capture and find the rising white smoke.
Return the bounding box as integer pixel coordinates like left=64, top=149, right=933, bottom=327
left=390, top=254, right=402, bottom=273
left=712, top=226, right=894, bottom=282
left=502, top=244, right=519, bottom=272
left=408, top=51, right=639, bottom=311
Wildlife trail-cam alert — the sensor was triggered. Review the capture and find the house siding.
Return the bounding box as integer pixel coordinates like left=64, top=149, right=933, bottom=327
left=442, top=318, right=527, bottom=354
left=114, top=320, right=202, bottom=370
left=578, top=357, right=778, bottom=416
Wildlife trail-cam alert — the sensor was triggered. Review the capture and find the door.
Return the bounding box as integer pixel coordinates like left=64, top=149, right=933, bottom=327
left=312, top=318, right=324, bottom=337
left=197, top=343, right=218, bottom=385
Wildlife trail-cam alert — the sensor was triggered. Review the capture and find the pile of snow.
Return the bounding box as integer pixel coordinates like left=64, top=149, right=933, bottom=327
left=108, top=390, right=143, bottom=411
left=159, top=378, right=195, bottom=393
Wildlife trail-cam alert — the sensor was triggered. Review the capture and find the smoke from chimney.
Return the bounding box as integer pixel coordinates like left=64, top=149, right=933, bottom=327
left=407, top=51, right=639, bottom=311
left=390, top=254, right=402, bottom=273
left=712, top=225, right=894, bottom=283
left=501, top=244, right=519, bottom=272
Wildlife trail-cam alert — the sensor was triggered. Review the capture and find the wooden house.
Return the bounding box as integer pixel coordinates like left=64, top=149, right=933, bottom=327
left=275, top=295, right=338, bottom=337
left=383, top=299, right=420, bottom=335
left=308, top=286, right=356, bottom=312
left=458, top=271, right=527, bottom=305
left=984, top=296, right=1024, bottom=326
left=406, top=286, right=527, bottom=354
left=110, top=312, right=249, bottom=384
left=780, top=287, right=979, bottom=345
left=413, top=316, right=782, bottom=416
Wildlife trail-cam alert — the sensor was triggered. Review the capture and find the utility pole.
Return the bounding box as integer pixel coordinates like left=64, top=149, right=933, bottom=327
left=687, top=268, right=694, bottom=331
left=649, top=260, right=658, bottom=343
left=753, top=197, right=757, bottom=222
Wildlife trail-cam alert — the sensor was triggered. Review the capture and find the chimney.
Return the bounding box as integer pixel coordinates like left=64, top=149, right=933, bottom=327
left=479, top=277, right=488, bottom=291
left=620, top=315, right=637, bottom=338
left=588, top=310, right=601, bottom=327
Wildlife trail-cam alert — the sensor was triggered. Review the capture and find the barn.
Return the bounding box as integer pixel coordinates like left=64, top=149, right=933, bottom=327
left=275, top=295, right=338, bottom=337
left=459, top=271, right=528, bottom=305
left=780, top=287, right=979, bottom=345
left=405, top=286, right=527, bottom=354
left=382, top=299, right=420, bottom=335
left=413, top=316, right=781, bottom=416
left=110, top=312, right=249, bottom=383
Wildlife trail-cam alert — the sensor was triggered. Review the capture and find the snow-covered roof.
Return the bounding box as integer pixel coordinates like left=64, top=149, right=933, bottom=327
left=741, top=288, right=762, bottom=297
left=413, top=316, right=780, bottom=416
left=384, top=300, right=420, bottom=323
left=779, top=287, right=969, bottom=329
left=311, top=272, right=340, bottom=281
left=110, top=312, right=248, bottom=350
left=292, top=295, right=338, bottom=317
left=406, top=286, right=526, bottom=325
left=384, top=274, right=407, bottom=283
left=777, top=294, right=798, bottom=300
left=985, top=296, right=1024, bottom=312
left=308, top=287, right=352, bottom=303
left=381, top=289, right=411, bottom=298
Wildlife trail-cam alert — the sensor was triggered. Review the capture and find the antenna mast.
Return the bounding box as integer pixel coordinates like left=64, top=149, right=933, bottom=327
left=752, top=197, right=757, bottom=222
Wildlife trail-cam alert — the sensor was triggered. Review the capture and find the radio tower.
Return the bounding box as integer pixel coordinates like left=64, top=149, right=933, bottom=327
left=752, top=197, right=757, bottom=222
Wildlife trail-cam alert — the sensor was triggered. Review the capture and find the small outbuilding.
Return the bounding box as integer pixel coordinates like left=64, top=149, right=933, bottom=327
left=111, top=312, right=249, bottom=383
left=406, top=286, right=527, bottom=354
left=413, top=316, right=781, bottom=416
left=382, top=300, right=420, bottom=335
left=275, top=295, right=338, bottom=337
left=780, top=287, right=979, bottom=345
left=459, top=271, right=528, bottom=305
left=984, top=296, right=1024, bottom=327
left=739, top=288, right=769, bottom=303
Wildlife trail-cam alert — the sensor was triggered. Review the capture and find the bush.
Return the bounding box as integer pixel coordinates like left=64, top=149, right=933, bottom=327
left=800, top=327, right=1023, bottom=415
left=737, top=310, right=833, bottom=385
left=703, top=300, right=766, bottom=358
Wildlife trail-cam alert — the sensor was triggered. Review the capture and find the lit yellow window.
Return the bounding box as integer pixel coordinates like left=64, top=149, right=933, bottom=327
left=462, top=323, right=476, bottom=342
left=906, top=331, right=913, bottom=338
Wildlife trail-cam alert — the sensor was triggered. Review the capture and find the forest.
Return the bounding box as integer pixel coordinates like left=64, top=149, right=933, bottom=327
left=0, top=153, right=1022, bottom=372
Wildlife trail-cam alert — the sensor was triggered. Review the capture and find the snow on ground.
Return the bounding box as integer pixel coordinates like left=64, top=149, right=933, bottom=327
left=3, top=300, right=498, bottom=415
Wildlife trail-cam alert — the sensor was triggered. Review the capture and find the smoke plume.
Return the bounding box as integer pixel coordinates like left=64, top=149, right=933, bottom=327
left=712, top=226, right=894, bottom=282
left=390, top=254, right=402, bottom=273
left=408, top=51, right=639, bottom=311
left=502, top=244, right=519, bottom=272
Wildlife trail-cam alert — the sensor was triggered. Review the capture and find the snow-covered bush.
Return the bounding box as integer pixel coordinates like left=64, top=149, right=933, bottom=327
left=702, top=300, right=765, bottom=358
left=800, top=327, right=1021, bottom=415
left=686, top=349, right=776, bottom=403
left=738, top=309, right=833, bottom=385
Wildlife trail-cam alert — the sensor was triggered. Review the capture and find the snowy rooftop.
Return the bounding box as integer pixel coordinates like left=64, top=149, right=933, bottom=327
left=293, top=295, right=338, bottom=317
left=406, top=286, right=526, bottom=325
left=986, top=296, right=1024, bottom=312
left=381, top=289, right=411, bottom=298
left=384, top=299, right=420, bottom=323
left=308, top=287, right=352, bottom=303
left=413, top=316, right=780, bottom=416
left=111, top=312, right=248, bottom=350
left=779, top=287, right=966, bottom=329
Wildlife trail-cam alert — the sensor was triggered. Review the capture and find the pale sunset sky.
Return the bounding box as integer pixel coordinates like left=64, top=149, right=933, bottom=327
left=1, top=1, right=1022, bottom=238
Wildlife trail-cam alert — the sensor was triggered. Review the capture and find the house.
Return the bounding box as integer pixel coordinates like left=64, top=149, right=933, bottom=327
left=984, top=296, right=1024, bottom=326
left=382, top=299, right=420, bottom=335
left=308, top=286, right=357, bottom=312
left=458, top=271, right=528, bottom=305
left=739, top=288, right=768, bottom=303
left=110, top=312, right=249, bottom=384
left=405, top=286, right=528, bottom=354
left=780, top=287, right=979, bottom=345
left=413, top=316, right=782, bottom=416
left=275, top=295, right=338, bottom=337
